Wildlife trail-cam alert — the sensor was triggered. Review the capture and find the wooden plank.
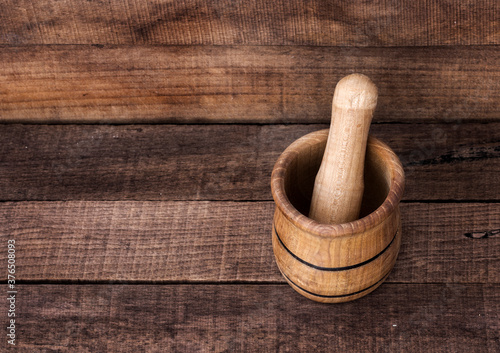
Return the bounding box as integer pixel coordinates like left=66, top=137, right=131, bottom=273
left=7, top=284, right=499, bottom=352
left=0, top=0, right=498, bottom=46
left=381, top=122, right=500, bottom=202
left=0, top=123, right=498, bottom=201
left=0, top=201, right=498, bottom=284
left=1, top=46, right=499, bottom=123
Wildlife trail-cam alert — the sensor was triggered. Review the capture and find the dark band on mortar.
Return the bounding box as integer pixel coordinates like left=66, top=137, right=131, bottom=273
left=282, top=270, right=392, bottom=299
left=274, top=225, right=398, bottom=272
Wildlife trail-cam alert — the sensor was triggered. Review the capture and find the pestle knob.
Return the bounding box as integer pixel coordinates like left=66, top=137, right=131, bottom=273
left=309, top=74, right=378, bottom=225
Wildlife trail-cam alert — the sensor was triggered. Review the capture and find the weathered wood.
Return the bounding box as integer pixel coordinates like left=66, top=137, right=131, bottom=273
left=0, top=202, right=497, bottom=284
left=0, top=0, right=498, bottom=46
left=1, top=46, right=499, bottom=123
left=8, top=284, right=499, bottom=352
left=0, top=123, right=498, bottom=201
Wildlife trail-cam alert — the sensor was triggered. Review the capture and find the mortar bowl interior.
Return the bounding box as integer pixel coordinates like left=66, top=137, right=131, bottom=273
left=272, top=129, right=405, bottom=235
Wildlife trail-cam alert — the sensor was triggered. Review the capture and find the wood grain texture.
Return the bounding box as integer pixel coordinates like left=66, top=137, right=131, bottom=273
left=5, top=284, right=498, bottom=352
left=0, top=0, right=498, bottom=46
left=309, top=74, right=378, bottom=224
left=271, top=130, right=405, bottom=302
left=0, top=201, right=497, bottom=284
left=1, top=46, right=499, bottom=123
left=0, top=123, right=498, bottom=201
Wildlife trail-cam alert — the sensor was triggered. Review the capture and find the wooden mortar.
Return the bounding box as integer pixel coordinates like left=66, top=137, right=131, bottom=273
left=270, top=77, right=405, bottom=303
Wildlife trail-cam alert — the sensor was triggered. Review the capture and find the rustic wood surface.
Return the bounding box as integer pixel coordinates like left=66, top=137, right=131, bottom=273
left=1, top=121, right=498, bottom=351
left=0, top=123, right=498, bottom=202
left=1, top=46, right=499, bottom=123
left=0, top=0, right=498, bottom=46
left=3, top=284, right=498, bottom=352
left=1, top=1, right=499, bottom=350
left=1, top=123, right=499, bottom=201
left=1, top=137, right=499, bottom=351
left=0, top=201, right=497, bottom=284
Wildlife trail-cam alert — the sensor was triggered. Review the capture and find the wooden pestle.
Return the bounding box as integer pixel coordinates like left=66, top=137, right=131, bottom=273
left=309, top=74, right=378, bottom=225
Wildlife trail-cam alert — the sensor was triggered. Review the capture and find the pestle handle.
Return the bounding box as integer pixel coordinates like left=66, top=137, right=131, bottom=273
left=309, top=74, right=378, bottom=225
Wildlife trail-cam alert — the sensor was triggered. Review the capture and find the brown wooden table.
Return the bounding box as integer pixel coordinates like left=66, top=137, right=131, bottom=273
left=0, top=1, right=499, bottom=352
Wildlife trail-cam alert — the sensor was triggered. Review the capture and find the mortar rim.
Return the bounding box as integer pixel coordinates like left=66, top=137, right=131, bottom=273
left=271, top=129, right=405, bottom=238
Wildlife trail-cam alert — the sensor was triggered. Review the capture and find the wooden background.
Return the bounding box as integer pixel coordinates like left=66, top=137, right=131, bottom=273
left=0, top=1, right=498, bottom=352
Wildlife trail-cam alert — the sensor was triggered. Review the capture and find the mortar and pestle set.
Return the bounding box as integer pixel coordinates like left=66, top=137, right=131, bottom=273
left=271, top=74, right=405, bottom=303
